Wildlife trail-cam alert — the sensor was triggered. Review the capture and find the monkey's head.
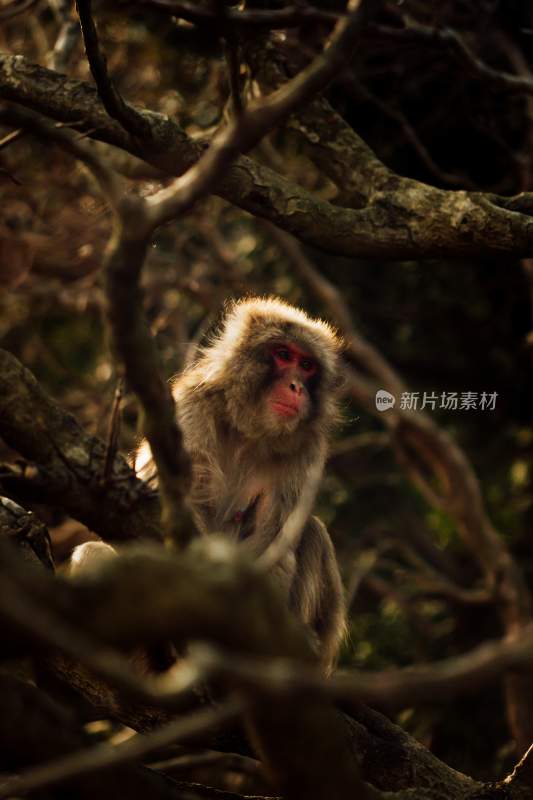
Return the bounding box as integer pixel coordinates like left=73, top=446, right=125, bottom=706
left=197, top=297, right=343, bottom=453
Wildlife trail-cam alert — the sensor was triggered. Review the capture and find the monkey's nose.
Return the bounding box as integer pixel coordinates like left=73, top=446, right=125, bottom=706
left=289, top=381, right=303, bottom=395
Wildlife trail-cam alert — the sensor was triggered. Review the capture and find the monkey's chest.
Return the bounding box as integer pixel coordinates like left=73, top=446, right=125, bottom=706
left=193, top=467, right=276, bottom=544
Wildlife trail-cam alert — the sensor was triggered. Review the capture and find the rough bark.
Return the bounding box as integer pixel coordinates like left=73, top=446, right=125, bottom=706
left=1, top=55, right=533, bottom=259
left=0, top=348, right=162, bottom=543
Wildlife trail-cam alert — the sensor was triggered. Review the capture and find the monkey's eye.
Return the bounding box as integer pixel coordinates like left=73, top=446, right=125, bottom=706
left=275, top=348, right=292, bottom=362
left=299, top=358, right=316, bottom=373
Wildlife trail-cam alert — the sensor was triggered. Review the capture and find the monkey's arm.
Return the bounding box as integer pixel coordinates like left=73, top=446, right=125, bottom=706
left=290, top=516, right=346, bottom=674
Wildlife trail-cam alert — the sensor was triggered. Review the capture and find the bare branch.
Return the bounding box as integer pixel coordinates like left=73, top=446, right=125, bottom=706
left=0, top=104, right=124, bottom=205
left=103, top=208, right=193, bottom=548
left=103, top=377, right=124, bottom=485
left=145, top=0, right=378, bottom=228
left=75, top=0, right=152, bottom=138
left=506, top=744, right=533, bottom=791
left=190, top=625, right=533, bottom=709
left=2, top=55, right=533, bottom=259
left=242, top=32, right=392, bottom=207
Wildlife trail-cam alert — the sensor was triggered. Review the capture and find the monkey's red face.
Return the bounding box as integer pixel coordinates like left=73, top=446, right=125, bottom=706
left=268, top=343, right=317, bottom=422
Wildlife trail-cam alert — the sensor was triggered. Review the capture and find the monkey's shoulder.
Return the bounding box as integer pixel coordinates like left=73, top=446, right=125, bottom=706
left=297, top=516, right=336, bottom=558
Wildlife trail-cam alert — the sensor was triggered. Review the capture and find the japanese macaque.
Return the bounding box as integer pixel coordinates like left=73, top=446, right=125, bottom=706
left=137, top=296, right=346, bottom=670
left=72, top=297, right=346, bottom=672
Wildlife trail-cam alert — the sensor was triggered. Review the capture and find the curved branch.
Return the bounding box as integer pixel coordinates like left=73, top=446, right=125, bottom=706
left=75, top=0, right=152, bottom=138
left=1, top=55, right=533, bottom=258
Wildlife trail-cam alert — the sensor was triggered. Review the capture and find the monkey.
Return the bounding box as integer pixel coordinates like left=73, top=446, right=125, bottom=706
left=134, top=296, right=347, bottom=672
left=71, top=297, right=346, bottom=671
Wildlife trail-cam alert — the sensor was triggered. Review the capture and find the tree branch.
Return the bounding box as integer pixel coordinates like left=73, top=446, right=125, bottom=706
left=0, top=699, right=243, bottom=799
left=2, top=55, right=533, bottom=258
left=143, top=0, right=378, bottom=228
left=75, top=0, right=152, bottom=138
left=1, top=537, right=368, bottom=800
left=0, top=348, right=162, bottom=543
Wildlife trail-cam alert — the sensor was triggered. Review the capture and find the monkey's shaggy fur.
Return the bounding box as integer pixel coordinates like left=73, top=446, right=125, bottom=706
left=137, top=297, right=346, bottom=670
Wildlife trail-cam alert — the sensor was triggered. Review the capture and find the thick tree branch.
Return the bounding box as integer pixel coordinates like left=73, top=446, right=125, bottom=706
left=0, top=348, right=162, bottom=543
left=20, top=0, right=377, bottom=548
left=242, top=31, right=391, bottom=206
left=190, top=628, right=533, bottom=710
left=104, top=209, right=193, bottom=547
left=2, top=55, right=533, bottom=258
left=4, top=539, right=533, bottom=728
left=143, top=0, right=378, bottom=228
left=4, top=524, right=521, bottom=799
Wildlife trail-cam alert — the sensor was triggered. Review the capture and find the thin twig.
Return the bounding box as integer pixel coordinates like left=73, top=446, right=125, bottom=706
left=0, top=127, right=25, bottom=149
left=102, top=376, right=124, bottom=485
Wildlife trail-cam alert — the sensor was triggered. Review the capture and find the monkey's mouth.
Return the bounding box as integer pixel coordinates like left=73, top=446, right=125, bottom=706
left=272, top=400, right=300, bottom=417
